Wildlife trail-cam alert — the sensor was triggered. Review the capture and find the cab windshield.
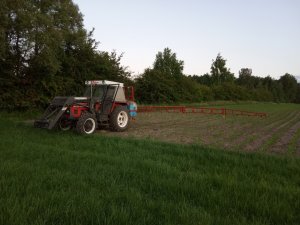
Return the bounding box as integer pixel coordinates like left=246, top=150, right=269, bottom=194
left=83, top=85, right=117, bottom=100
left=84, top=85, right=106, bottom=99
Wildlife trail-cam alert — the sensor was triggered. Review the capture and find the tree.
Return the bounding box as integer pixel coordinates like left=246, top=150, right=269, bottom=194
left=135, top=48, right=184, bottom=103
left=237, top=68, right=255, bottom=88
left=295, top=84, right=300, bottom=103
left=239, top=68, right=252, bottom=77
left=135, top=48, right=206, bottom=103
left=279, top=73, right=298, bottom=102
left=135, top=68, right=179, bottom=103
left=210, top=53, right=235, bottom=84
left=191, top=73, right=213, bottom=86
left=153, top=47, right=184, bottom=78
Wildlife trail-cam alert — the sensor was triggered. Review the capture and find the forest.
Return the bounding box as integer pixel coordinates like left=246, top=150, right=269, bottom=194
left=1, top=0, right=299, bottom=110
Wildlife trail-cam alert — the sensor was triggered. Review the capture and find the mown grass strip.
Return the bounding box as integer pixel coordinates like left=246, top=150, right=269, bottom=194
left=232, top=110, right=297, bottom=151
left=287, top=128, right=300, bottom=154
left=241, top=112, right=300, bottom=151
left=259, top=113, right=300, bottom=152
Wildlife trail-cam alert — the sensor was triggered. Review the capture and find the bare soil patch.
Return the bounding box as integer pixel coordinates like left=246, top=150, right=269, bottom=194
left=97, top=110, right=300, bottom=155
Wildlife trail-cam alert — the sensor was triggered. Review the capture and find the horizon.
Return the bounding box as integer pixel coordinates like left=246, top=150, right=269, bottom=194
left=73, top=0, right=300, bottom=79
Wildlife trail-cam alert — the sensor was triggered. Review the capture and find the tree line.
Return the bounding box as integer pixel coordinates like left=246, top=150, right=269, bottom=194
left=136, top=49, right=300, bottom=104
left=1, top=0, right=299, bottom=110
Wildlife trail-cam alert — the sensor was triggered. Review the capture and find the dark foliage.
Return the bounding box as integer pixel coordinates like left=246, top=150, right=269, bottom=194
left=137, top=49, right=299, bottom=104
left=135, top=48, right=203, bottom=103
left=0, top=0, right=130, bottom=110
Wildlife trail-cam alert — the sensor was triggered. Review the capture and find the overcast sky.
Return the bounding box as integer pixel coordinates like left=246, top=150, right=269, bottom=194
left=73, top=0, right=300, bottom=79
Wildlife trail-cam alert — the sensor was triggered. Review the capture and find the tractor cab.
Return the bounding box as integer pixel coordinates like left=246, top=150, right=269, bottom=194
left=84, top=80, right=127, bottom=103
left=83, top=80, right=136, bottom=116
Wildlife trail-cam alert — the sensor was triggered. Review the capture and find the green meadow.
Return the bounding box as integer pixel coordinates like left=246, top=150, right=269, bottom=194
left=0, top=108, right=299, bottom=225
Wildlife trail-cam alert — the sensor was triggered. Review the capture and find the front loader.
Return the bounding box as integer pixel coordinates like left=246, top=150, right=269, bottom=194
left=34, top=80, right=137, bottom=134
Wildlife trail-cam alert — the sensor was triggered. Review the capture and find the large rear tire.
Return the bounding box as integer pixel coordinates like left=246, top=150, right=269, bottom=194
left=76, top=112, right=97, bottom=135
left=109, top=106, right=130, bottom=132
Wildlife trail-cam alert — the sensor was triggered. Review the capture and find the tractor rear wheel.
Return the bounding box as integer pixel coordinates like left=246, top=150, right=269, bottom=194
left=76, top=112, right=97, bottom=135
left=109, top=106, right=130, bottom=132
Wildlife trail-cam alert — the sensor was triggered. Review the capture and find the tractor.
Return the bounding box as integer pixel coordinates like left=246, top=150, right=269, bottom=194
left=34, top=80, right=137, bottom=134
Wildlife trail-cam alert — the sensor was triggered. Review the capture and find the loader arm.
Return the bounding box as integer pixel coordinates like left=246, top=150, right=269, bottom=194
left=34, top=97, right=78, bottom=130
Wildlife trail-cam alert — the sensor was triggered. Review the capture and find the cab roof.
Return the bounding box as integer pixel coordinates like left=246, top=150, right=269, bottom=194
left=85, top=80, right=124, bottom=87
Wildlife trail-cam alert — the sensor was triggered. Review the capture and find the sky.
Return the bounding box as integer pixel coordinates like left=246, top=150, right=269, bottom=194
left=73, top=0, right=300, bottom=79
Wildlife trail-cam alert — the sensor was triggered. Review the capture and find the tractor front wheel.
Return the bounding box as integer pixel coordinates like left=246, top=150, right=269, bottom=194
left=109, top=106, right=130, bottom=132
left=58, top=118, right=72, bottom=131
left=76, top=112, right=97, bottom=135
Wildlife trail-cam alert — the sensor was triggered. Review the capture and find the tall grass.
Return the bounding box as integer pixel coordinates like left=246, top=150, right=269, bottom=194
left=0, top=113, right=299, bottom=225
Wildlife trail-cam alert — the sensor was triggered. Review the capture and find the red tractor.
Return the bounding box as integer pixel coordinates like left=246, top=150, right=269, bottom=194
left=34, top=80, right=137, bottom=134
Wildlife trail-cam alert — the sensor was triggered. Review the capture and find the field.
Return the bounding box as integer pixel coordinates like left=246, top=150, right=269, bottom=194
left=105, top=103, right=300, bottom=155
left=0, top=103, right=300, bottom=225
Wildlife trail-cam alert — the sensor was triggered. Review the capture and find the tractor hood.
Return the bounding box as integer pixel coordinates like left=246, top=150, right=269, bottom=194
left=50, top=96, right=89, bottom=106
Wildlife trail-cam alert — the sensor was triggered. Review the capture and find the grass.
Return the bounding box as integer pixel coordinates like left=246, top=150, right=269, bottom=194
left=251, top=111, right=299, bottom=149
left=0, top=111, right=300, bottom=225
left=288, top=128, right=300, bottom=154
